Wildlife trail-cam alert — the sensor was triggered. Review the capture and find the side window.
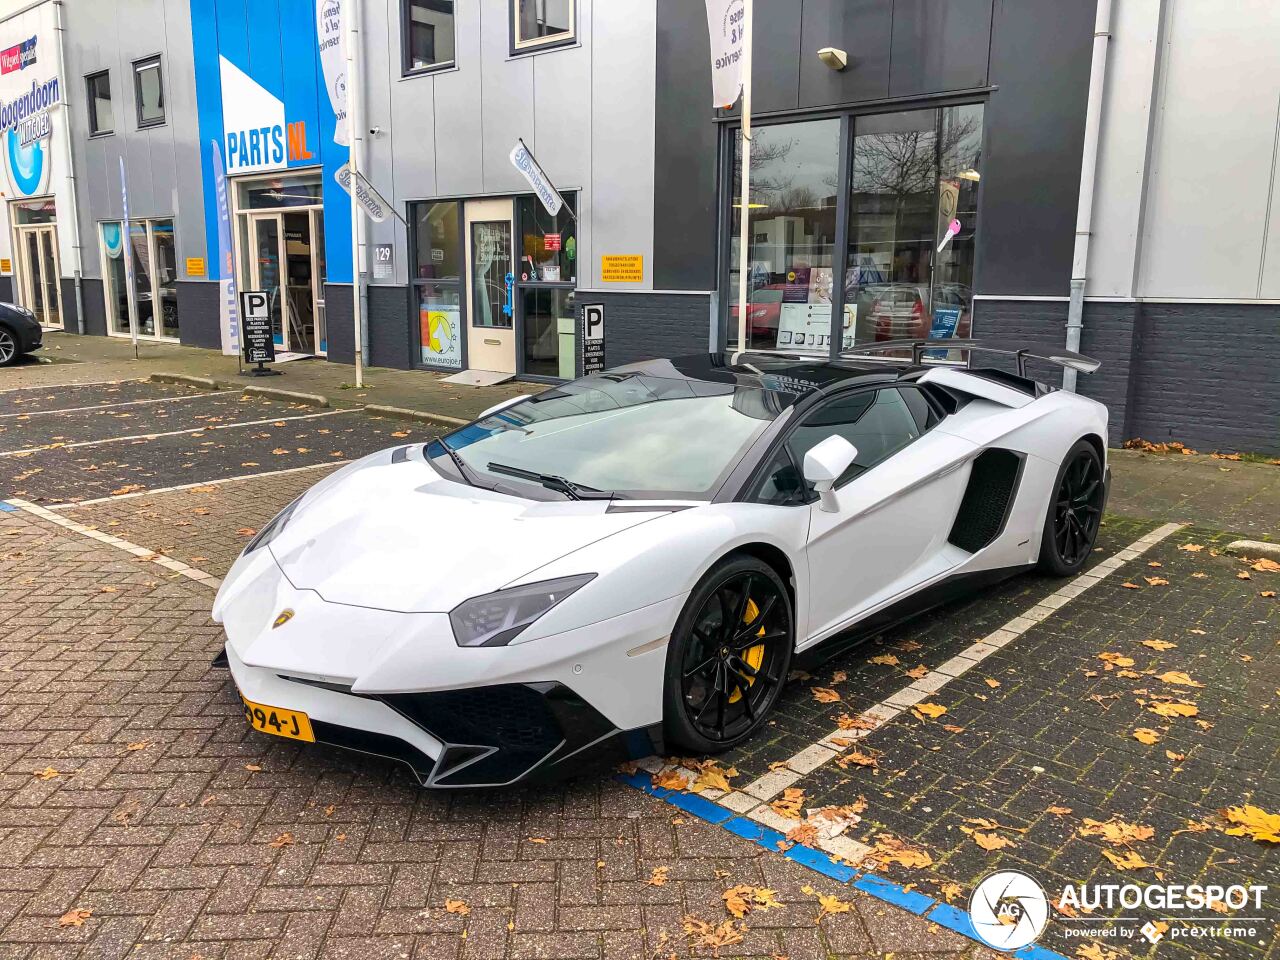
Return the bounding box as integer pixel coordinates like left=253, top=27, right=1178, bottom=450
left=899, top=386, right=940, bottom=432
left=787, top=388, right=922, bottom=487
left=751, top=446, right=806, bottom=505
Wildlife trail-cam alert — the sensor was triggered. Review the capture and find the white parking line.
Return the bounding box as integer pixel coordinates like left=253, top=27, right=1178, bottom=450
left=45, top=459, right=349, bottom=510
left=0, top=408, right=355, bottom=457
left=5, top=498, right=221, bottom=590
left=0, top=391, right=216, bottom=419
left=707, top=522, right=1188, bottom=821
left=0, top=377, right=144, bottom=395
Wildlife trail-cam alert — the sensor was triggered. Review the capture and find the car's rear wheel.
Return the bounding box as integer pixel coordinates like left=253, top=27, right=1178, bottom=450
left=0, top=325, right=17, bottom=367
left=1037, top=439, right=1106, bottom=576
left=663, top=555, right=793, bottom=754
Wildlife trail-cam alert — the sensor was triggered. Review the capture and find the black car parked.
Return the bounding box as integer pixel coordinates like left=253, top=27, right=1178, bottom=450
left=0, top=302, right=42, bottom=366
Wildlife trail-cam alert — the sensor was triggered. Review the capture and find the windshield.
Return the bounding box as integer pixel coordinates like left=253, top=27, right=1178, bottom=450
left=439, top=373, right=792, bottom=500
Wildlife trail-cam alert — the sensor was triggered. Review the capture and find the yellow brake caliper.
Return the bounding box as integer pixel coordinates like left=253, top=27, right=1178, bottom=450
left=727, top=597, right=767, bottom=704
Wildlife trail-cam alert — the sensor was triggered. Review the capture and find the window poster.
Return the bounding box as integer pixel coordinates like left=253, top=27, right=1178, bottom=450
left=420, top=304, right=462, bottom=369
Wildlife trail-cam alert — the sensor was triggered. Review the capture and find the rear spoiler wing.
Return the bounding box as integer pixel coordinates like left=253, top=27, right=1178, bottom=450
left=840, top=339, right=1101, bottom=378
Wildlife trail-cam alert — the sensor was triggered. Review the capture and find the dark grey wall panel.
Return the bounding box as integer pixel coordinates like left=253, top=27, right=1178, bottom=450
left=176, top=282, right=220, bottom=351
left=799, top=0, right=892, bottom=106
left=325, top=284, right=355, bottom=365
left=581, top=292, right=710, bottom=370
left=368, top=285, right=414, bottom=371
left=654, top=0, right=720, bottom=291
left=976, top=0, right=1096, bottom=297
left=971, top=299, right=1135, bottom=447
left=1127, top=303, right=1279, bottom=456
left=59, top=280, right=80, bottom=333
left=81, top=279, right=107, bottom=338
left=0, top=276, right=11, bottom=303
left=889, top=0, right=992, bottom=98
left=748, top=1, right=802, bottom=115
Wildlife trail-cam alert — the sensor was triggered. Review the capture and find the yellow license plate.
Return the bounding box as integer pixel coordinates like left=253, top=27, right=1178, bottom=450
left=241, top=694, right=315, bottom=742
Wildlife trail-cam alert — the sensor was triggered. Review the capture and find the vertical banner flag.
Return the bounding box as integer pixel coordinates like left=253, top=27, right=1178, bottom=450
left=509, top=139, right=565, bottom=217
left=705, top=0, right=747, bottom=108
left=317, top=0, right=349, bottom=146
left=212, top=141, right=240, bottom=355
left=118, top=157, right=138, bottom=349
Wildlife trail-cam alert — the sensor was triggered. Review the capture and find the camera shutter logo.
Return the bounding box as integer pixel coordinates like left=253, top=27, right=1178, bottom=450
left=969, top=870, right=1050, bottom=951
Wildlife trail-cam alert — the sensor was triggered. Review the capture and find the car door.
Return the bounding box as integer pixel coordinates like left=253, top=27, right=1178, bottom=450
left=754, top=386, right=976, bottom=645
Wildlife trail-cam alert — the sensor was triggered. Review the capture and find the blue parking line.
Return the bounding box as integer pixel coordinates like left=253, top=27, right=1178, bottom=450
left=0, top=501, right=19, bottom=512
left=617, top=771, right=1071, bottom=960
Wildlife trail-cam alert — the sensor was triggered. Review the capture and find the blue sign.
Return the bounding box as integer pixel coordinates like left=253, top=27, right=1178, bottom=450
left=503, top=272, right=515, bottom=317
left=926, top=306, right=963, bottom=358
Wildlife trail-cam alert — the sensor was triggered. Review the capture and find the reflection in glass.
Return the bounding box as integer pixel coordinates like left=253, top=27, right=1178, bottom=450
left=414, top=201, right=461, bottom=279
left=406, top=0, right=456, bottom=70
left=130, top=221, right=154, bottom=335
left=517, top=194, right=576, bottom=284
left=471, top=221, right=512, bottom=328
left=153, top=221, right=179, bottom=338
left=102, top=222, right=130, bottom=335
left=729, top=119, right=841, bottom=352
left=521, top=287, right=574, bottom=378
left=845, top=106, right=982, bottom=350
left=135, top=58, right=164, bottom=126
left=240, top=176, right=323, bottom=210
left=40, top=231, right=60, bottom=329
left=87, top=71, right=113, bottom=135
left=514, top=0, right=573, bottom=46
left=284, top=213, right=314, bottom=353
left=254, top=218, right=283, bottom=344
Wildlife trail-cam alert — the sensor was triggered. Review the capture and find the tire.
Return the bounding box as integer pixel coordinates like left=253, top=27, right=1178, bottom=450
left=1037, top=439, right=1106, bottom=576
left=663, top=554, right=794, bottom=754
left=0, top=325, right=17, bottom=367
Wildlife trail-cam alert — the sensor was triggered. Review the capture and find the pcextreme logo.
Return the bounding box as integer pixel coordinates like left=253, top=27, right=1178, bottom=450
left=967, top=869, right=1270, bottom=951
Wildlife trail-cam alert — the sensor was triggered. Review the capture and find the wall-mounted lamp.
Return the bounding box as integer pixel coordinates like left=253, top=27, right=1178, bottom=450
left=817, top=47, right=848, bottom=71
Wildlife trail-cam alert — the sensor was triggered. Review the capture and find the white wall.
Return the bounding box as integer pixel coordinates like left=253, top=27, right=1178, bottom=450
left=364, top=0, right=656, bottom=290
left=1089, top=0, right=1280, bottom=301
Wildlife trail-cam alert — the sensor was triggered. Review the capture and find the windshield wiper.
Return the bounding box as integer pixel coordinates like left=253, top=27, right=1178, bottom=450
left=486, top=461, right=618, bottom=501
left=438, top=438, right=483, bottom=488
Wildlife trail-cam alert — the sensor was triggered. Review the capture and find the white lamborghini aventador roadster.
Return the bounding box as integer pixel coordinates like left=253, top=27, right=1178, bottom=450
left=213, top=340, right=1110, bottom=787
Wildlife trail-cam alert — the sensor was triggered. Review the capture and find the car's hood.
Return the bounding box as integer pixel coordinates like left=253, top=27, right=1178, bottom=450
left=267, top=455, right=658, bottom=612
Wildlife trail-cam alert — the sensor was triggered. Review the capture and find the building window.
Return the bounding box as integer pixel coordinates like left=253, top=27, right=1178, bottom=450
left=511, top=0, right=574, bottom=52
left=133, top=56, right=165, bottom=128
left=101, top=218, right=179, bottom=340
left=410, top=200, right=464, bottom=369
left=86, top=71, right=113, bottom=136
left=726, top=104, right=984, bottom=355
left=403, top=0, right=455, bottom=74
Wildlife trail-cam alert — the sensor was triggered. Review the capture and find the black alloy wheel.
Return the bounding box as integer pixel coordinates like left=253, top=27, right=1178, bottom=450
left=1038, top=440, right=1106, bottom=575
left=664, top=556, right=793, bottom=752
left=0, top=326, right=16, bottom=366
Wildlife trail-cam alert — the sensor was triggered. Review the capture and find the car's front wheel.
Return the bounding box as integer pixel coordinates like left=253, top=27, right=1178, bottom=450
left=0, top=325, right=17, bottom=367
left=663, top=555, right=793, bottom=754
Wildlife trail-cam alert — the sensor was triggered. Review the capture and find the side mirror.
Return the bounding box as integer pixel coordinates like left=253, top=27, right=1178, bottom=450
left=475, top=394, right=528, bottom=421
left=803, top=435, right=858, bottom=513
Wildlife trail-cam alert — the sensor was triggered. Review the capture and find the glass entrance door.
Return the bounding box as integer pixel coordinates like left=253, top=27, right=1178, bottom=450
left=16, top=224, right=61, bottom=328
left=241, top=195, right=325, bottom=356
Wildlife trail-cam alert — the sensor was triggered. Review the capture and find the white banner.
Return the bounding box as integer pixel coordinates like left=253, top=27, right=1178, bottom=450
left=705, top=0, right=746, bottom=109
left=335, top=163, right=390, bottom=223
left=509, top=139, right=564, bottom=218
left=316, top=0, right=349, bottom=146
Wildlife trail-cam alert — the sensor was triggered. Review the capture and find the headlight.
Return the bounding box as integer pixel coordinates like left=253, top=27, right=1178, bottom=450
left=244, top=497, right=302, bottom=554
left=449, top=574, right=596, bottom=647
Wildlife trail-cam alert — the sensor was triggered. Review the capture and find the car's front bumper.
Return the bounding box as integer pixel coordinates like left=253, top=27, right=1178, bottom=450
left=225, top=643, right=662, bottom=787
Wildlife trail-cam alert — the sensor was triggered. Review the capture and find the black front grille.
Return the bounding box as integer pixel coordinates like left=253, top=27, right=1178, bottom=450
left=948, top=449, right=1024, bottom=553
left=394, top=684, right=563, bottom=754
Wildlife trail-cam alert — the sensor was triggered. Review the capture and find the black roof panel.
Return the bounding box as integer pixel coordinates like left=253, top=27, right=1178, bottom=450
left=617, top=352, right=919, bottom=401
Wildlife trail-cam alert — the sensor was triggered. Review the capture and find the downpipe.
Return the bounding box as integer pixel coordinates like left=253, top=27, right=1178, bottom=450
left=1064, top=0, right=1113, bottom=393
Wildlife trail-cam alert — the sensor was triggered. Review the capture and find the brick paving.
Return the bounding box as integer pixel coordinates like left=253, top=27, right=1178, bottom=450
left=0, top=508, right=995, bottom=960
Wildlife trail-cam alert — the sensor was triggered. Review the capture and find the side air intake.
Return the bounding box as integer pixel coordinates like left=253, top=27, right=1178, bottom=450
left=948, top=449, right=1025, bottom=553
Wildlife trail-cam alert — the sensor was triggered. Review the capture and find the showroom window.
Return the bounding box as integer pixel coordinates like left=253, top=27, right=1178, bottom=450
left=101, top=218, right=178, bottom=340
left=86, top=70, right=113, bottom=136
left=725, top=104, right=984, bottom=356
left=410, top=200, right=464, bottom=370
left=133, top=56, right=165, bottom=128
left=403, top=0, right=455, bottom=74
left=511, top=0, right=574, bottom=52
left=516, top=193, right=576, bottom=379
